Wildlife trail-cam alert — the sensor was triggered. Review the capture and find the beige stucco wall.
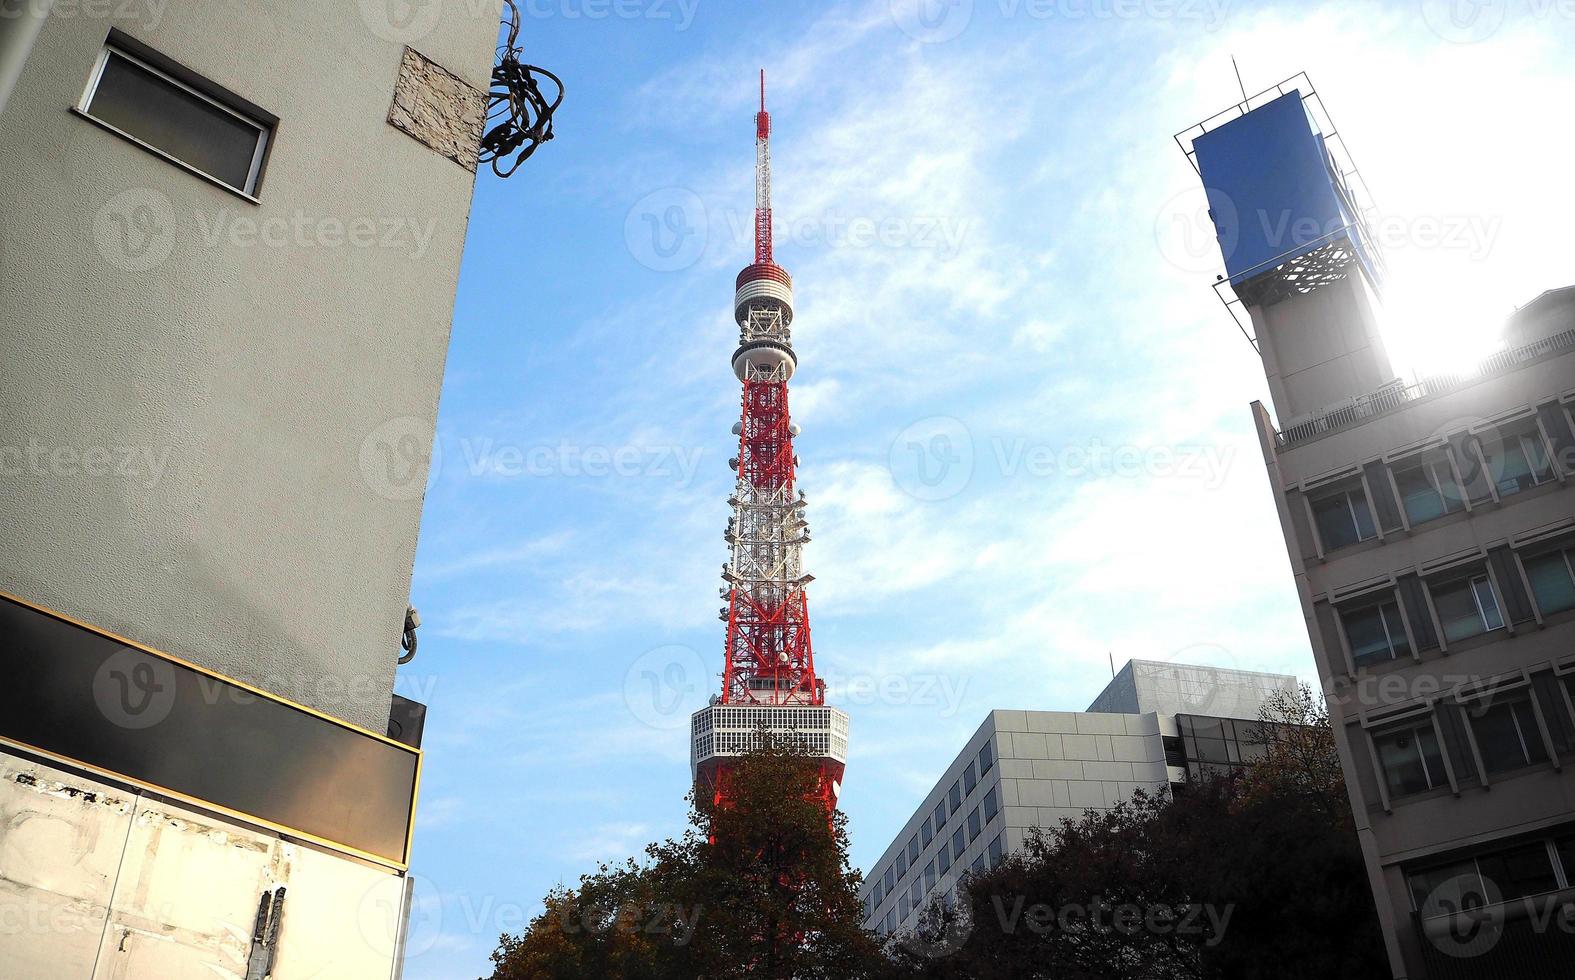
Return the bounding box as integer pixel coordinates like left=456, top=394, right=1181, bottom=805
left=0, top=1, right=498, bottom=730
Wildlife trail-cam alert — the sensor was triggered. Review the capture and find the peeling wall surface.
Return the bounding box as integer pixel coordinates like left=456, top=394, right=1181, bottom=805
left=0, top=752, right=406, bottom=980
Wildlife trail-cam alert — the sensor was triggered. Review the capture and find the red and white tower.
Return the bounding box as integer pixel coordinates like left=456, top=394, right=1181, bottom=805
left=690, top=72, right=849, bottom=812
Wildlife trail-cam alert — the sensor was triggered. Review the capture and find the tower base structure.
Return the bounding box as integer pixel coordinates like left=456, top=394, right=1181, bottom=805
left=690, top=703, right=848, bottom=808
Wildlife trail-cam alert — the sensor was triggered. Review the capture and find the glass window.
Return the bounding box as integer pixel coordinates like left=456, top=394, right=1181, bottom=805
left=938, top=846, right=951, bottom=875
left=885, top=909, right=896, bottom=934
left=933, top=800, right=947, bottom=832
left=971, top=853, right=986, bottom=873
left=1343, top=600, right=1411, bottom=667
left=1407, top=858, right=1484, bottom=915
left=968, top=806, right=982, bottom=842
left=983, top=785, right=999, bottom=822
left=963, top=761, right=977, bottom=796
left=1555, top=834, right=1575, bottom=887
left=1487, top=432, right=1556, bottom=497
left=922, top=818, right=934, bottom=847
left=1476, top=842, right=1558, bottom=901
left=909, top=879, right=922, bottom=909
left=952, top=826, right=966, bottom=861
left=1432, top=575, right=1504, bottom=643
left=948, top=780, right=962, bottom=811
left=1312, top=488, right=1377, bottom=551
left=924, top=859, right=936, bottom=892
left=988, top=834, right=1004, bottom=868
left=1525, top=550, right=1575, bottom=617
left=908, top=835, right=921, bottom=865
left=979, top=739, right=994, bottom=775
left=1375, top=723, right=1447, bottom=797
left=1473, top=697, right=1549, bottom=774
left=1394, top=455, right=1466, bottom=526
left=899, top=893, right=909, bottom=919
left=82, top=45, right=269, bottom=195
left=871, top=880, right=883, bottom=906
left=896, top=850, right=907, bottom=879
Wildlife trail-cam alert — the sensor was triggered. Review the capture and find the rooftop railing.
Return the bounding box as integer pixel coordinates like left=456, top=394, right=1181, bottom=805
left=1276, top=325, right=1575, bottom=448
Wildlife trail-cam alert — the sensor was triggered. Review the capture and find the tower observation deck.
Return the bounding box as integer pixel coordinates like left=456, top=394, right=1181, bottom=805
left=690, top=72, right=849, bottom=812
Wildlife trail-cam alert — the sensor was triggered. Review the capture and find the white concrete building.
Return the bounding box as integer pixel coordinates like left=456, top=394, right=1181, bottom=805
left=0, top=3, right=504, bottom=977
left=859, top=661, right=1297, bottom=935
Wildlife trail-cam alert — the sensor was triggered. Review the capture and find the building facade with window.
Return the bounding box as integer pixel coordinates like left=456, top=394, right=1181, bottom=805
left=858, top=661, right=1297, bottom=937
left=0, top=3, right=501, bottom=978
left=1185, top=83, right=1575, bottom=978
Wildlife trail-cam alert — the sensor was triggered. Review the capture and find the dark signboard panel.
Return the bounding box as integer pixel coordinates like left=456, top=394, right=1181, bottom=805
left=0, top=593, right=418, bottom=866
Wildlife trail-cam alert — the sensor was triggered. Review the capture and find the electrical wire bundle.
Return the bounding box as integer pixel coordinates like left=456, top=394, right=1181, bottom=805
left=479, top=0, right=563, bottom=179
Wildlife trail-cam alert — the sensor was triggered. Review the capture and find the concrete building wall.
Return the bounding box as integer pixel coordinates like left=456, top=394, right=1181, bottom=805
left=1252, top=301, right=1575, bottom=978
left=859, top=664, right=1297, bottom=936
left=0, top=1, right=499, bottom=731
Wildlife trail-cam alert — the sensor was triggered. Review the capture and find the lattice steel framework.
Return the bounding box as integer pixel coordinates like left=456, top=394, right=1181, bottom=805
left=692, top=72, right=846, bottom=814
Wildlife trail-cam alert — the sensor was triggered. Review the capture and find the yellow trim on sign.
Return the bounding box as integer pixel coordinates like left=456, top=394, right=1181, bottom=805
left=0, top=589, right=421, bottom=869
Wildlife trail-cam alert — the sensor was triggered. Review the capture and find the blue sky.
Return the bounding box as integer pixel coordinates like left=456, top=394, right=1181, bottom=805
left=396, top=1, right=1575, bottom=973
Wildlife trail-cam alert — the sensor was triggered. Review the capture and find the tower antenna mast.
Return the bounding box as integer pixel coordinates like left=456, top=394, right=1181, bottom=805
left=689, top=70, right=849, bottom=816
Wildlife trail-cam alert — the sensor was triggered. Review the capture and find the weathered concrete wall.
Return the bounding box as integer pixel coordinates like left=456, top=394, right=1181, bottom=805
left=0, top=1, right=499, bottom=730
left=0, top=751, right=405, bottom=980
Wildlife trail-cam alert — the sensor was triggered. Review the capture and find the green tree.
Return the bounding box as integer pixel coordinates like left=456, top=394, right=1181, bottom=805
left=485, top=739, right=882, bottom=979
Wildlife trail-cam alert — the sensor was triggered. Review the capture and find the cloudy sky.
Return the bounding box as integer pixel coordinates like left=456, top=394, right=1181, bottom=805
left=397, top=1, right=1575, bottom=973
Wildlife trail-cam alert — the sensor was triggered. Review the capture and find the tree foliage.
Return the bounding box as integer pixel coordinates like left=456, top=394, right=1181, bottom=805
left=484, top=739, right=882, bottom=980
